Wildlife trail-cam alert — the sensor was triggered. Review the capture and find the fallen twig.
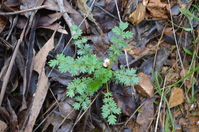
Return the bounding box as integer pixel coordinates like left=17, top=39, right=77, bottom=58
left=0, top=22, right=27, bottom=105
left=0, top=5, right=47, bottom=16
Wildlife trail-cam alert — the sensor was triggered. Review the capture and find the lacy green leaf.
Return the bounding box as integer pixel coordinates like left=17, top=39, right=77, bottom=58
left=114, top=68, right=140, bottom=86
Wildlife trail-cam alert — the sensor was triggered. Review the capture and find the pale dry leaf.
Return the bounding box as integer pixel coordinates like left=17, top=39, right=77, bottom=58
left=0, top=120, right=7, bottom=132
left=169, top=87, right=184, bottom=108
left=38, top=23, right=68, bottom=34
left=135, top=72, right=154, bottom=98
left=128, top=0, right=148, bottom=25
left=33, top=33, right=55, bottom=73
left=24, top=33, right=55, bottom=132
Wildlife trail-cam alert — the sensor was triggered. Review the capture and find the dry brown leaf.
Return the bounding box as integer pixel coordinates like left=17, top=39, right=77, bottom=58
left=59, top=99, right=77, bottom=120
left=38, top=13, right=63, bottom=26
left=24, top=33, right=55, bottom=132
left=33, top=34, right=55, bottom=73
left=15, top=14, right=68, bottom=34
left=128, top=0, right=148, bottom=25
left=136, top=99, right=154, bottom=131
left=0, top=15, right=7, bottom=33
left=125, top=44, right=159, bottom=59
left=169, top=87, right=184, bottom=108
left=135, top=73, right=154, bottom=98
left=147, top=0, right=169, bottom=19
left=126, top=120, right=141, bottom=132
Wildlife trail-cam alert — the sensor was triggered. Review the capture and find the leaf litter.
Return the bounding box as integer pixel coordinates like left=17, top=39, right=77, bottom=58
left=0, top=0, right=198, bottom=131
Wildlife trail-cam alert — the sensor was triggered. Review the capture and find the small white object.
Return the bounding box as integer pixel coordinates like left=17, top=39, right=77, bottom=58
left=103, top=58, right=110, bottom=67
left=190, top=104, right=196, bottom=111
left=197, top=121, right=199, bottom=125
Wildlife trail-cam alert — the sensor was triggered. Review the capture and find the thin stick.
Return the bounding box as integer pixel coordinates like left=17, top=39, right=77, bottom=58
left=95, top=4, right=118, bottom=20
left=0, top=5, right=47, bottom=15
left=114, top=0, right=122, bottom=22
left=0, top=22, right=27, bottom=105
left=167, top=0, right=185, bottom=72
left=125, top=102, right=144, bottom=126
left=72, top=93, right=100, bottom=128
left=124, top=50, right=129, bottom=69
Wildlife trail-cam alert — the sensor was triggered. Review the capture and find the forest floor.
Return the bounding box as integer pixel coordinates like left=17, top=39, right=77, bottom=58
left=0, top=0, right=198, bottom=132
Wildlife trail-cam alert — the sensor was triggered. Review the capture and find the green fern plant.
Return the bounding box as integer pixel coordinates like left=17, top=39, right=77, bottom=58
left=49, top=22, right=139, bottom=125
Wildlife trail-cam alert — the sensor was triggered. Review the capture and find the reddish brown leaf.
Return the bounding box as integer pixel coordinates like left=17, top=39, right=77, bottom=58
left=135, top=73, right=154, bottom=98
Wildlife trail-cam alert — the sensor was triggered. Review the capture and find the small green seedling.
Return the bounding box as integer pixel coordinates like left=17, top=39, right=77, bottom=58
left=49, top=22, right=139, bottom=125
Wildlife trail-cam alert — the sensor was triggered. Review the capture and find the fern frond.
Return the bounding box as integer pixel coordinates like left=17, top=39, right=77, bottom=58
left=50, top=54, right=103, bottom=76
left=67, top=77, right=94, bottom=110
left=71, top=25, right=82, bottom=39
left=101, top=92, right=121, bottom=125
left=109, top=22, right=133, bottom=63
left=113, top=68, right=140, bottom=86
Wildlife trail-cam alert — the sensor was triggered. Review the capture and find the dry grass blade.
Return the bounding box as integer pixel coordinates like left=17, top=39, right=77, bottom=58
left=154, top=76, right=167, bottom=132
